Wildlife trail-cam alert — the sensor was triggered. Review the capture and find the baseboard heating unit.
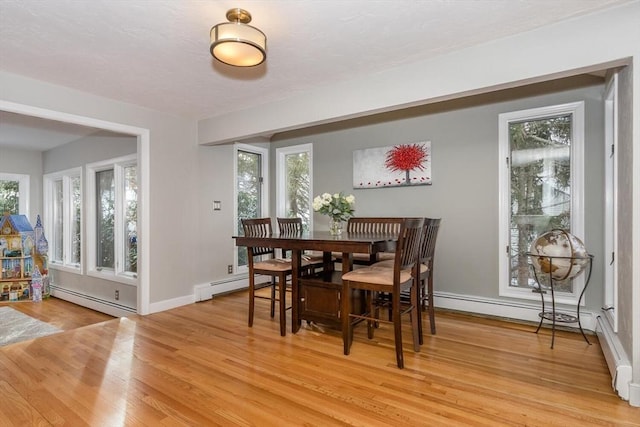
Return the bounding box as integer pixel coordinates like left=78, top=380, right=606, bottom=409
left=595, top=315, right=632, bottom=401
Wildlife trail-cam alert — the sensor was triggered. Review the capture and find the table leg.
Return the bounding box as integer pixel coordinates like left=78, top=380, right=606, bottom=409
left=341, top=252, right=352, bottom=276
left=291, top=249, right=302, bottom=333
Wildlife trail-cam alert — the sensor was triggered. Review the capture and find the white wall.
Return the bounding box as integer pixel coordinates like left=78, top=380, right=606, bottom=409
left=0, top=71, right=198, bottom=315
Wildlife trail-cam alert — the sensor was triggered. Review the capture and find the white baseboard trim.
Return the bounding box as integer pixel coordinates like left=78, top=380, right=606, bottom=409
left=595, top=316, right=633, bottom=401
left=434, top=291, right=598, bottom=331
left=147, top=294, right=196, bottom=314
left=194, top=275, right=249, bottom=302
left=143, top=276, right=250, bottom=315
left=629, top=383, right=640, bottom=407
left=51, top=285, right=136, bottom=318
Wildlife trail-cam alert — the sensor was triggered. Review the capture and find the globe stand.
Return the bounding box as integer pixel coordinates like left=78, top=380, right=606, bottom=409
left=527, top=253, right=594, bottom=349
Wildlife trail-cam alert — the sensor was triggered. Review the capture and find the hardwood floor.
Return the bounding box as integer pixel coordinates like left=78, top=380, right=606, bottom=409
left=1, top=293, right=637, bottom=426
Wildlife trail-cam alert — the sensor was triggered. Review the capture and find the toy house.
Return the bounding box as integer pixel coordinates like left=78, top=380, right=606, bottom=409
left=33, top=215, right=50, bottom=297
left=1, top=213, right=35, bottom=301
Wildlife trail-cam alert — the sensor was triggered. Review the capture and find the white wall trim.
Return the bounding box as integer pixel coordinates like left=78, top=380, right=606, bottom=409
left=434, top=290, right=598, bottom=331
left=629, top=383, right=640, bottom=407
left=148, top=276, right=250, bottom=312
left=51, top=285, right=135, bottom=318
left=595, top=315, right=632, bottom=401
left=195, top=275, right=249, bottom=302
left=147, top=294, right=196, bottom=314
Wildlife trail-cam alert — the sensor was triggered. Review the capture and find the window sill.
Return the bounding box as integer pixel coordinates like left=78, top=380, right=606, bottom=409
left=87, top=269, right=138, bottom=287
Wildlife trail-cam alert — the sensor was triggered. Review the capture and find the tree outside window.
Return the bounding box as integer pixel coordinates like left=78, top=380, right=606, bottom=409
left=0, top=179, right=19, bottom=214
left=509, top=114, right=573, bottom=292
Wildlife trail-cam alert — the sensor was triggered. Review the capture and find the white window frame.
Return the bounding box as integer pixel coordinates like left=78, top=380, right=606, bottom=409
left=0, top=172, right=30, bottom=217
left=234, top=143, right=269, bottom=274
left=86, top=154, right=137, bottom=285
left=43, top=167, right=83, bottom=274
left=276, top=143, right=313, bottom=230
left=498, top=101, right=585, bottom=304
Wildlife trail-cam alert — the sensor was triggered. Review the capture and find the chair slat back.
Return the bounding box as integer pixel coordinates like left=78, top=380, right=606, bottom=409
left=347, top=217, right=404, bottom=234
left=419, top=218, right=441, bottom=265
left=241, top=218, right=275, bottom=257
left=396, top=218, right=425, bottom=272
left=277, top=217, right=303, bottom=236
left=277, top=217, right=303, bottom=258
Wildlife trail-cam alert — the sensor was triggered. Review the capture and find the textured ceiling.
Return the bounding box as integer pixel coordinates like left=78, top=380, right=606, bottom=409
left=0, top=0, right=633, bottom=150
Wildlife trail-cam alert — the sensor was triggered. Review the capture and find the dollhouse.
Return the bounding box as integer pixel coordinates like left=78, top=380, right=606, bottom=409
left=0, top=213, right=49, bottom=301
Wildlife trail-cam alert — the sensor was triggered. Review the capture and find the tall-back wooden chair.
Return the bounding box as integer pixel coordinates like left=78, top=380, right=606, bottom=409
left=341, top=217, right=424, bottom=369
left=333, top=217, right=404, bottom=265
left=418, top=218, right=441, bottom=336
left=276, top=217, right=325, bottom=273
left=373, top=217, right=442, bottom=342
left=242, top=217, right=300, bottom=336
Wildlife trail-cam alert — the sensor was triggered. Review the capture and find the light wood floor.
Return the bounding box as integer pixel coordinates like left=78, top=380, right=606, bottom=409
left=1, top=293, right=637, bottom=426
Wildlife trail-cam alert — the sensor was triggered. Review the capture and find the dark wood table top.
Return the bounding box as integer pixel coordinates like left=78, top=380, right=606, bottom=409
left=233, top=231, right=397, bottom=253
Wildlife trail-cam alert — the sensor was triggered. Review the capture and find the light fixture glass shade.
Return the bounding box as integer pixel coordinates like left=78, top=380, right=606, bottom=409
left=210, top=22, right=266, bottom=67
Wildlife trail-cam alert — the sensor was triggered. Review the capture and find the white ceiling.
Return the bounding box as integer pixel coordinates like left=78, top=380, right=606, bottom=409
left=0, top=0, right=633, bottom=151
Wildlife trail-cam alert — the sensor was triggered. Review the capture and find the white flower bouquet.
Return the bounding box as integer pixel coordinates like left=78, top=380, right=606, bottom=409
left=312, top=192, right=355, bottom=222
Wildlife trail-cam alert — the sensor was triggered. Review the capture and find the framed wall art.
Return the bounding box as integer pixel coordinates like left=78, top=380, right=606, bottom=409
left=353, top=141, right=431, bottom=189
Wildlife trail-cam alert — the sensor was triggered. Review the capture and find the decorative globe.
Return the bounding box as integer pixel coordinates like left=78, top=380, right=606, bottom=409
left=530, top=229, right=590, bottom=281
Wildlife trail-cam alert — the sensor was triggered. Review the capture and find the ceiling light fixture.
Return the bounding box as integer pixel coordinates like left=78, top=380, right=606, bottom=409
left=210, top=8, right=266, bottom=67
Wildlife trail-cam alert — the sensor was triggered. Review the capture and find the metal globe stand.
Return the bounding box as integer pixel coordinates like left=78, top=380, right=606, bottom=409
left=527, top=253, right=594, bottom=349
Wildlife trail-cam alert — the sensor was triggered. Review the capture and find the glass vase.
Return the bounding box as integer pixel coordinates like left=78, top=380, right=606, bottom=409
left=329, top=218, right=344, bottom=236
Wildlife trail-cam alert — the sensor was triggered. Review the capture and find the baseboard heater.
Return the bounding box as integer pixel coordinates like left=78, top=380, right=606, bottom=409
left=195, top=275, right=249, bottom=302
left=595, top=315, right=632, bottom=401
left=50, top=285, right=136, bottom=318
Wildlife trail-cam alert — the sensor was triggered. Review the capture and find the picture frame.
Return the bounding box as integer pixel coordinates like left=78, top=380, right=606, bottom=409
left=353, top=141, right=431, bottom=189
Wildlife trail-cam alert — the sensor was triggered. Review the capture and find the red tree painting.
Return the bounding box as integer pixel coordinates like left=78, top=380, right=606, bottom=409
left=384, top=143, right=429, bottom=185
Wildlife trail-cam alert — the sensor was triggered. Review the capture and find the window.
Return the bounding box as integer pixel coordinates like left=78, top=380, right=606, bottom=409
left=276, top=144, right=313, bottom=231
left=498, top=102, right=585, bottom=304
left=0, top=173, right=29, bottom=216
left=44, top=168, right=82, bottom=271
left=86, top=154, right=137, bottom=283
left=234, top=144, right=268, bottom=272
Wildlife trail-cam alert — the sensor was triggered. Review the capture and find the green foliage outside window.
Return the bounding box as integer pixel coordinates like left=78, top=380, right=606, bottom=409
left=509, top=115, right=572, bottom=291
left=285, top=152, right=310, bottom=231
left=0, top=180, right=19, bottom=215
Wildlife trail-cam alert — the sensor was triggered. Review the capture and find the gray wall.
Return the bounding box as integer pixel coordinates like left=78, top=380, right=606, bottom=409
left=42, top=131, right=137, bottom=309
left=1, top=70, right=199, bottom=314
left=1, top=131, right=138, bottom=309
left=616, top=65, right=634, bottom=359
left=42, top=130, right=137, bottom=173
left=272, top=77, right=606, bottom=312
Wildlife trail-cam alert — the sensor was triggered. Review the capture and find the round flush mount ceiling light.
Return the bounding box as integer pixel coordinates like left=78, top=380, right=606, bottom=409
left=210, top=8, right=266, bottom=67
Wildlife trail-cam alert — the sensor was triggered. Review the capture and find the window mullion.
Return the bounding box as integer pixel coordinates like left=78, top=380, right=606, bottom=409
left=62, top=175, right=70, bottom=266
left=114, top=164, right=124, bottom=275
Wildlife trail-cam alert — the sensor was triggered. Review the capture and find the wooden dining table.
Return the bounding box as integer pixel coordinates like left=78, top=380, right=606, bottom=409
left=233, top=231, right=398, bottom=333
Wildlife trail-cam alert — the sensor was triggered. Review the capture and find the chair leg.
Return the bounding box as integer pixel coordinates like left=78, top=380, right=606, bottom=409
left=270, top=277, right=276, bottom=318
left=342, top=281, right=351, bottom=355
left=248, top=273, right=255, bottom=327
left=417, top=278, right=424, bottom=345
left=428, top=273, right=436, bottom=335
left=410, top=283, right=421, bottom=352
left=367, top=291, right=375, bottom=339
left=392, top=292, right=404, bottom=369
left=278, top=272, right=286, bottom=336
